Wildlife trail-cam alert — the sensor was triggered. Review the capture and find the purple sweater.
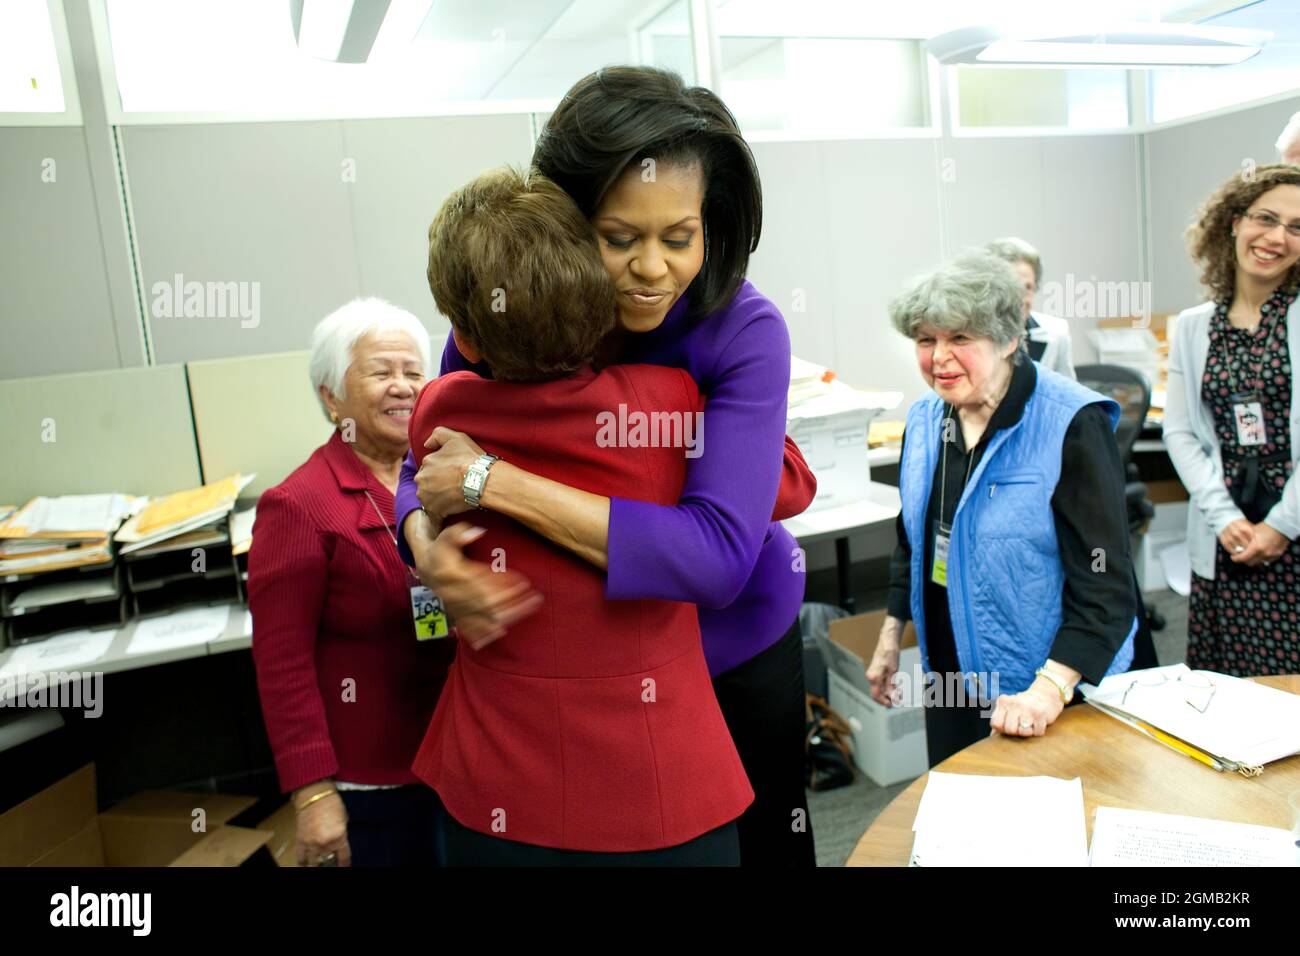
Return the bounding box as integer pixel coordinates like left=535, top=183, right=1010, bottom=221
left=395, top=280, right=804, bottom=676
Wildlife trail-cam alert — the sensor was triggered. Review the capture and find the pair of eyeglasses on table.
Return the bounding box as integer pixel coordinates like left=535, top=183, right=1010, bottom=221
left=1121, top=670, right=1218, bottom=714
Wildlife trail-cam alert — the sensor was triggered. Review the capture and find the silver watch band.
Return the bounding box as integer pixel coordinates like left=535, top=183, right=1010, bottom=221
left=462, top=454, right=500, bottom=509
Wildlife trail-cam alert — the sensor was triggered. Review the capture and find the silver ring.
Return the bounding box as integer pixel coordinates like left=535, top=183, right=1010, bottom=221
left=1233, top=545, right=1245, bottom=553
left=318, top=851, right=338, bottom=867
left=1018, top=719, right=1033, bottom=731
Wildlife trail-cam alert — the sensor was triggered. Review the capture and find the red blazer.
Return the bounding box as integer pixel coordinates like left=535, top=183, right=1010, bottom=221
left=409, top=364, right=755, bottom=852
left=249, top=431, right=454, bottom=793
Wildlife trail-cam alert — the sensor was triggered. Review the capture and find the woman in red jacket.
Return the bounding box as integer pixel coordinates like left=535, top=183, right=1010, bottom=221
left=248, top=297, right=455, bottom=866
left=409, top=167, right=771, bottom=864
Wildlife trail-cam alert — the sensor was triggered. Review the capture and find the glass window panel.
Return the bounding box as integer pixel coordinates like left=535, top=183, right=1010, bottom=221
left=0, top=0, right=67, bottom=113
left=955, top=66, right=1129, bottom=129
left=636, top=0, right=695, bottom=85
left=1148, top=4, right=1300, bottom=124
left=721, top=38, right=931, bottom=134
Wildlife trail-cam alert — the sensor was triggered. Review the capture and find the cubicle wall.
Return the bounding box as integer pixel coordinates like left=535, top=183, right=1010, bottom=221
left=185, top=351, right=334, bottom=499
left=8, top=101, right=1295, bottom=411
left=748, top=132, right=1143, bottom=409
left=0, top=352, right=344, bottom=506
left=118, top=114, right=536, bottom=366
left=1145, top=94, right=1300, bottom=315
left=0, top=365, right=201, bottom=504
left=0, top=127, right=126, bottom=380
left=7, top=109, right=1145, bottom=417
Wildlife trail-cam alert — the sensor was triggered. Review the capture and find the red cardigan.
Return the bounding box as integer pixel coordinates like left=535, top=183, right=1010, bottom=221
left=249, top=431, right=454, bottom=793
left=409, top=364, right=755, bottom=852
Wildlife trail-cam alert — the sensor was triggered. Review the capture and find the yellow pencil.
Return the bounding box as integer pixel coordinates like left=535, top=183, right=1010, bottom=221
left=1131, top=717, right=1224, bottom=771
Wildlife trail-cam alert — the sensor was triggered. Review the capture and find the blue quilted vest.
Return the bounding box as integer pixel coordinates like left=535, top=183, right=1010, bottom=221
left=900, top=363, right=1136, bottom=697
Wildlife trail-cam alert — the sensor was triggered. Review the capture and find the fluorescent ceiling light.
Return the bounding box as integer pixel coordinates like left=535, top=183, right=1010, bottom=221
left=927, top=22, right=1271, bottom=67
left=291, top=0, right=393, bottom=63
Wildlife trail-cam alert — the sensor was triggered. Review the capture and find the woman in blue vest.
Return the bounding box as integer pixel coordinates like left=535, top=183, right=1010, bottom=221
left=867, top=252, right=1137, bottom=766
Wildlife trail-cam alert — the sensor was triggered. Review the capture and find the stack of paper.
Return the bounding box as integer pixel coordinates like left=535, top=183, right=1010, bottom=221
left=1082, top=664, right=1300, bottom=773
left=229, top=507, right=255, bottom=557
left=787, top=378, right=904, bottom=423
left=790, top=356, right=834, bottom=407
left=0, top=494, right=142, bottom=576
left=909, top=772, right=1089, bottom=866
left=114, top=475, right=254, bottom=555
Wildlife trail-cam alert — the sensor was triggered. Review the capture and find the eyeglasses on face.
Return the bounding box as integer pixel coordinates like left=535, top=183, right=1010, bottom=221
left=1241, top=210, right=1300, bottom=238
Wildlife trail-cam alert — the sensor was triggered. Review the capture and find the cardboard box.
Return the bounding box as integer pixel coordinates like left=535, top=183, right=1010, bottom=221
left=821, top=609, right=928, bottom=786
left=0, top=764, right=272, bottom=866
left=257, top=800, right=298, bottom=867
left=1144, top=478, right=1189, bottom=505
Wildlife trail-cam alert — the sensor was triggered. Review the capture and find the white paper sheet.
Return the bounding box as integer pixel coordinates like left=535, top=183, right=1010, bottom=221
left=126, top=605, right=232, bottom=656
left=17, top=494, right=137, bottom=533
left=1090, top=807, right=1298, bottom=867
left=909, top=772, right=1089, bottom=867
left=0, top=629, right=116, bottom=679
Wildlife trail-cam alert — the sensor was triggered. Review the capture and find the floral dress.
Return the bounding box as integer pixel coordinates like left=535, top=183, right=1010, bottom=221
left=1187, top=290, right=1299, bottom=676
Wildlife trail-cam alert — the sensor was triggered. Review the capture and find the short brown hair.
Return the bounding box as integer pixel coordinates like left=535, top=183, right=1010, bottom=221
left=1187, top=164, right=1300, bottom=303
left=427, top=167, right=617, bottom=382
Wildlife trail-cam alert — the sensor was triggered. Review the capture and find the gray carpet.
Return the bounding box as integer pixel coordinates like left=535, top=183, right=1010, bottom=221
left=807, top=588, right=1189, bottom=866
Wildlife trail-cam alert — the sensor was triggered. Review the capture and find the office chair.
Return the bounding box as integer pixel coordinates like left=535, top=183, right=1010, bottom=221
left=1074, top=364, right=1163, bottom=666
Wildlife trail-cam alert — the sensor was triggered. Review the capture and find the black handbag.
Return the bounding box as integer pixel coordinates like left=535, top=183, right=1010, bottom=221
left=804, top=694, right=856, bottom=792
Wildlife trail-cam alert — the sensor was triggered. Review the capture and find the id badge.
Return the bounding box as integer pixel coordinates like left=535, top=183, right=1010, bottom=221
left=931, top=521, right=951, bottom=588
left=410, top=584, right=449, bottom=641
left=1230, top=391, right=1267, bottom=447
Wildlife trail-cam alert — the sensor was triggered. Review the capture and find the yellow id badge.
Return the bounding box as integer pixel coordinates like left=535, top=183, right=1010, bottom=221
left=411, top=585, right=449, bottom=640
left=931, top=522, right=951, bottom=588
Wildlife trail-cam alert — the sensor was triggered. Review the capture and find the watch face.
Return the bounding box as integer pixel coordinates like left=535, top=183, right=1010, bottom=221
left=466, top=472, right=485, bottom=493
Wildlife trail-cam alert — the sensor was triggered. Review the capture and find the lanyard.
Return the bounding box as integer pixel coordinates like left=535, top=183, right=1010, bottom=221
left=362, top=488, right=399, bottom=551
left=365, top=488, right=448, bottom=640
left=938, top=405, right=977, bottom=528
left=1217, top=294, right=1289, bottom=395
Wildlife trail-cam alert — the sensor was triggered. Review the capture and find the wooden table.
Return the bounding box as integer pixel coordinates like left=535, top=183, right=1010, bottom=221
left=846, top=675, right=1300, bottom=866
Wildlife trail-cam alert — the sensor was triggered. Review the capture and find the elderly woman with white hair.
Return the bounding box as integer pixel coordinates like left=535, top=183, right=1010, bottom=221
left=866, top=253, right=1137, bottom=766
left=986, top=237, right=1075, bottom=380
left=248, top=297, right=455, bottom=866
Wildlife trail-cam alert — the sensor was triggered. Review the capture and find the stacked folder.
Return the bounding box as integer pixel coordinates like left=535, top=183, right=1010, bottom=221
left=114, top=474, right=253, bottom=554
left=0, top=494, right=142, bottom=576
left=1081, top=664, right=1300, bottom=776
left=114, top=475, right=254, bottom=617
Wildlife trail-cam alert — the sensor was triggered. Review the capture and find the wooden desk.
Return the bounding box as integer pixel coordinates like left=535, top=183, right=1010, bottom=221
left=846, top=675, right=1300, bottom=866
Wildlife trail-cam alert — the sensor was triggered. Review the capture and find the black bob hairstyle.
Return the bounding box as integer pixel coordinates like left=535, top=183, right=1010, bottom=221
left=531, top=66, right=763, bottom=319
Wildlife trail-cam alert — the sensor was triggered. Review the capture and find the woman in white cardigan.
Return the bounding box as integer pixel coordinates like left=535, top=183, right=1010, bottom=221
left=1165, top=164, right=1300, bottom=676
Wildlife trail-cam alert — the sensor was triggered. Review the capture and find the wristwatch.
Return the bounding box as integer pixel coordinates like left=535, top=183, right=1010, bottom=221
left=1035, top=666, right=1074, bottom=704
left=461, top=454, right=500, bottom=509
